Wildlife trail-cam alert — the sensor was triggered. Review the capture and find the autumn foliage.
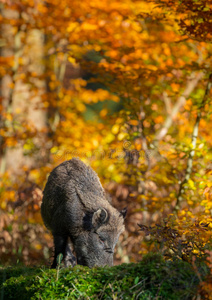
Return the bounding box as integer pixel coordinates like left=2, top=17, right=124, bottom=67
left=0, top=0, right=212, bottom=294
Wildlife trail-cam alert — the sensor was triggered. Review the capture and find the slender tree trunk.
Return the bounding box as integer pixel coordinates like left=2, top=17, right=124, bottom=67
left=174, top=74, right=212, bottom=212
left=0, top=8, right=22, bottom=173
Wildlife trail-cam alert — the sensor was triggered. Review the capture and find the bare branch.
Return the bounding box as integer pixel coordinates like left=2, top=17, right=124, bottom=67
left=155, top=72, right=203, bottom=143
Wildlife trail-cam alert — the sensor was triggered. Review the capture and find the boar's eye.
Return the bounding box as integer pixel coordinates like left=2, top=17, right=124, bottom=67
left=99, top=235, right=106, bottom=243
left=94, top=231, right=106, bottom=244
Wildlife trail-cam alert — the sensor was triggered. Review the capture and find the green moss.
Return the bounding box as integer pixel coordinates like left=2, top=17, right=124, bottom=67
left=0, top=253, right=208, bottom=300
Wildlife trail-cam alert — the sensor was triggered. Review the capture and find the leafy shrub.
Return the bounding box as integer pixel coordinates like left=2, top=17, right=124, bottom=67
left=138, top=216, right=212, bottom=263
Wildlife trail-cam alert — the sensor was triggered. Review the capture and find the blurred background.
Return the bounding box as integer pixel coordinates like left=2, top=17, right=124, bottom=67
left=0, top=0, right=212, bottom=266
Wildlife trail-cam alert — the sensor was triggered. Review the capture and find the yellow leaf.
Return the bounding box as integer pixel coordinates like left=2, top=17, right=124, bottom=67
left=171, top=83, right=180, bottom=92
left=112, top=124, right=119, bottom=134
left=77, top=103, right=86, bottom=112
left=81, top=23, right=98, bottom=31
left=154, top=116, right=164, bottom=124
left=105, top=133, right=115, bottom=143
left=108, top=164, right=115, bottom=172
left=164, top=47, right=171, bottom=56
left=0, top=201, right=6, bottom=209
left=34, top=243, right=42, bottom=250
left=100, top=109, right=108, bottom=117
left=92, top=139, right=99, bottom=147
left=68, top=57, right=76, bottom=65
left=51, top=146, right=58, bottom=154
left=129, top=120, right=138, bottom=126
left=118, top=132, right=127, bottom=141
left=67, top=22, right=79, bottom=32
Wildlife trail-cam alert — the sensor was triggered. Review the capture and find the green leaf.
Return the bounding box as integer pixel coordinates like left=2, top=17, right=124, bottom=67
left=134, top=276, right=139, bottom=285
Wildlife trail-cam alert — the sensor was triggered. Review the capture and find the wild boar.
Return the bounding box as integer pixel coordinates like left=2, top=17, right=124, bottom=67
left=41, top=158, right=127, bottom=268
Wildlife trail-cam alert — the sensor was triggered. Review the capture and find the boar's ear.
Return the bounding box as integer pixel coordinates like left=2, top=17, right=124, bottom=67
left=75, top=186, right=88, bottom=207
left=120, top=207, right=127, bottom=219
left=92, top=208, right=108, bottom=228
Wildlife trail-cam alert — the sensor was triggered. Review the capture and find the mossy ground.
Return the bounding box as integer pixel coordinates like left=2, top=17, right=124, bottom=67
left=0, top=253, right=208, bottom=300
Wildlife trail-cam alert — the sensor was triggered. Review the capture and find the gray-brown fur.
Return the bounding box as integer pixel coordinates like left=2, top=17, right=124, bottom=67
left=41, top=158, right=127, bottom=268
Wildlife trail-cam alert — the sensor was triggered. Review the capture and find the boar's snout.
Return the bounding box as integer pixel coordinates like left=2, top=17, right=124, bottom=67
left=74, top=230, right=117, bottom=268
left=77, top=252, right=114, bottom=268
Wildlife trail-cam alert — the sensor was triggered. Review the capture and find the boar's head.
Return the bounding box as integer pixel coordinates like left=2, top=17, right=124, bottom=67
left=74, top=207, right=127, bottom=268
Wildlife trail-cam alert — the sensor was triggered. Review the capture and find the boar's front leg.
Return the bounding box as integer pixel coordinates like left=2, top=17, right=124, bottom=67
left=51, top=235, right=68, bottom=268
left=51, top=235, right=76, bottom=268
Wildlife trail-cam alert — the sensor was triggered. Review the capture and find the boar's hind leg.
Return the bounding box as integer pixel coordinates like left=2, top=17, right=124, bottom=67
left=64, top=241, right=77, bottom=267
left=51, top=235, right=68, bottom=268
